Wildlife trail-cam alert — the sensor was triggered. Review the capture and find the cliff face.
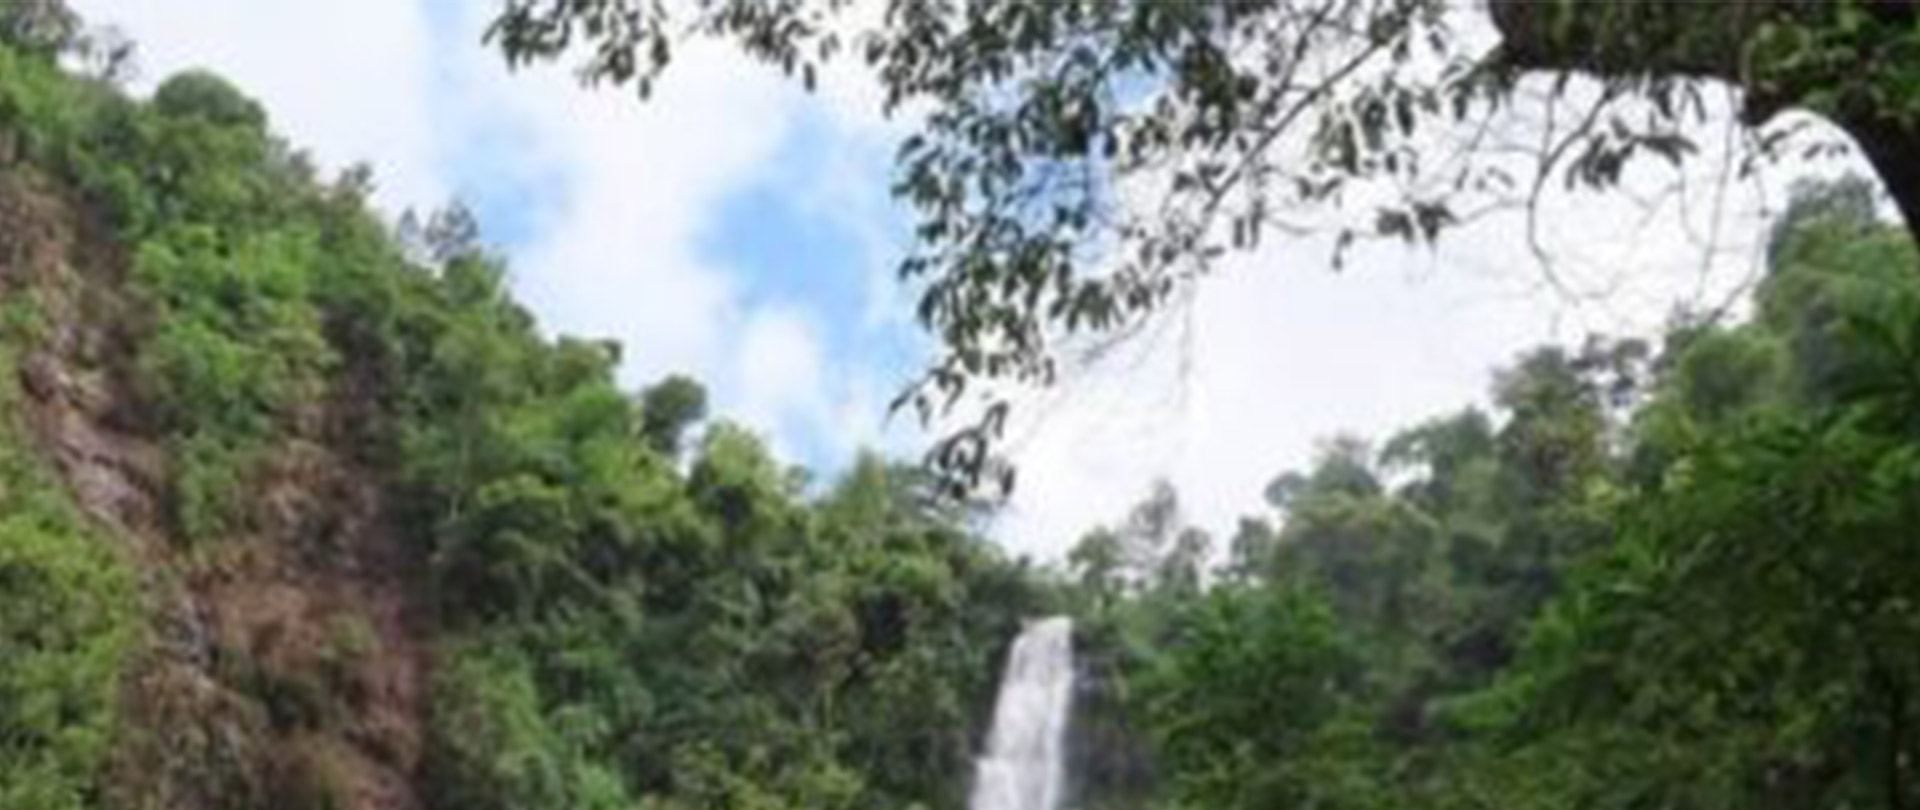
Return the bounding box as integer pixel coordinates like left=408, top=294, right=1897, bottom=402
left=0, top=156, right=431, bottom=810
left=1064, top=629, right=1156, bottom=810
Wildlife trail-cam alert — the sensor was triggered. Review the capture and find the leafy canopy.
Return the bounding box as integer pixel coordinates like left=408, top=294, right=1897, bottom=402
left=486, top=0, right=1920, bottom=494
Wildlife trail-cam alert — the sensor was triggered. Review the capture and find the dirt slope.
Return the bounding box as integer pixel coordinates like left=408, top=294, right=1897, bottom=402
left=0, top=165, right=432, bottom=810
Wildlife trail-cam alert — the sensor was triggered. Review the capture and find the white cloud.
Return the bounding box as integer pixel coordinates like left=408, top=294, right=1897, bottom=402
left=458, top=30, right=913, bottom=474
left=978, top=49, right=1876, bottom=562
left=427, top=4, right=921, bottom=472
left=992, top=145, right=1811, bottom=561
left=734, top=306, right=827, bottom=442
left=430, top=5, right=797, bottom=383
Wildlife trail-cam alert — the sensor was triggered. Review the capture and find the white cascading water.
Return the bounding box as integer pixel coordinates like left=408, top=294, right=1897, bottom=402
left=970, top=616, right=1075, bottom=810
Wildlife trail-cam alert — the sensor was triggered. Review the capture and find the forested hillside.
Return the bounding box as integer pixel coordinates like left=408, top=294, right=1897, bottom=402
left=3, top=5, right=1920, bottom=810
left=0, top=17, right=1047, bottom=810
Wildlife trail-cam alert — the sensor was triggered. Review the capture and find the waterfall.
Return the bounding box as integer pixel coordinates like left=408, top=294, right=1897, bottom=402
left=970, top=616, right=1075, bottom=810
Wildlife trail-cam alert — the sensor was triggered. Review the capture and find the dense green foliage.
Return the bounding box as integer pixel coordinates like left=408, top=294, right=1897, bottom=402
left=0, top=26, right=1046, bottom=810
left=1066, top=178, right=1920, bottom=810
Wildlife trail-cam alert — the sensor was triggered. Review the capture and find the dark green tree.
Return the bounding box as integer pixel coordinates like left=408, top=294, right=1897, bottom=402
left=638, top=374, right=709, bottom=459
left=152, top=69, right=267, bottom=131
left=1135, top=585, right=1353, bottom=810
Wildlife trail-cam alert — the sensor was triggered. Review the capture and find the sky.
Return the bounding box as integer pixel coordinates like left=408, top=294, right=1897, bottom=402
left=68, top=1, right=1849, bottom=562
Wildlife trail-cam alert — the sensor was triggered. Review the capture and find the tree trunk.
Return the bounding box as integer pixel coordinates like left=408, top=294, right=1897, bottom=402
left=1486, top=0, right=1920, bottom=247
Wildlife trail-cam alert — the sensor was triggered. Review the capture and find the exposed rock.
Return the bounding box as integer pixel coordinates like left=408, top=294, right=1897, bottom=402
left=0, top=157, right=431, bottom=810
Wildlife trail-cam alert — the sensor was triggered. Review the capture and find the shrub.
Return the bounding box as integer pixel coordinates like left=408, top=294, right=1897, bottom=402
left=0, top=518, right=136, bottom=810
left=0, top=351, right=138, bottom=810
left=424, top=643, right=630, bottom=810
